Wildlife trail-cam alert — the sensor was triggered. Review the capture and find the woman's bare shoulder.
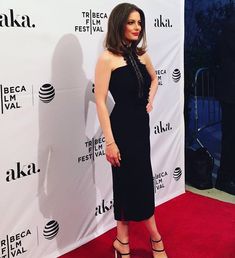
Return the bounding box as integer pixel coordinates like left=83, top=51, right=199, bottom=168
left=98, top=50, right=115, bottom=62
left=98, top=50, right=124, bottom=70
left=139, top=52, right=151, bottom=65
left=95, top=51, right=114, bottom=72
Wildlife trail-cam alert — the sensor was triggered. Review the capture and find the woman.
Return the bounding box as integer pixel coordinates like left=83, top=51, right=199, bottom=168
left=95, top=3, right=167, bottom=258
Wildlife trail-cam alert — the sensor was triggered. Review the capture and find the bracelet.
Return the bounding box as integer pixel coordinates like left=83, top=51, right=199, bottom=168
left=106, top=141, right=115, bottom=146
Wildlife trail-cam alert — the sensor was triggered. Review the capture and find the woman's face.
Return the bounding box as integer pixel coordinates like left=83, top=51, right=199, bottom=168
left=124, top=11, right=141, bottom=43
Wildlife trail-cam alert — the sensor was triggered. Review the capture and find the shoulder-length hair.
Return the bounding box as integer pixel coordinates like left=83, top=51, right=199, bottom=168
left=105, top=3, right=147, bottom=56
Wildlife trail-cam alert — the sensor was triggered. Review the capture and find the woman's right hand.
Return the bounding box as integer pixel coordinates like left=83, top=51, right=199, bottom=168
left=105, top=142, right=121, bottom=167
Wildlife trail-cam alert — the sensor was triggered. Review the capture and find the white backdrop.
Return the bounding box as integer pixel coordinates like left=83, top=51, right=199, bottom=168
left=0, top=0, right=185, bottom=257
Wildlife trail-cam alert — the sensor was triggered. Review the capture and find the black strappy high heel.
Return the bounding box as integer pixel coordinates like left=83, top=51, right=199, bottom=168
left=150, top=238, right=166, bottom=257
left=113, top=238, right=131, bottom=258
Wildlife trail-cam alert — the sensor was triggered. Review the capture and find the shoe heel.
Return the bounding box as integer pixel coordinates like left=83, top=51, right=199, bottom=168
left=113, top=238, right=130, bottom=257
left=114, top=249, right=118, bottom=258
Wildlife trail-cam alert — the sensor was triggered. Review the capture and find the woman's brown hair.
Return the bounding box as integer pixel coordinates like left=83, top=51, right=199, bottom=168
left=105, top=3, right=147, bottom=56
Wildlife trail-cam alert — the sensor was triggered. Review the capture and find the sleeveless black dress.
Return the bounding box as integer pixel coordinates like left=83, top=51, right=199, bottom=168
left=109, top=55, right=155, bottom=221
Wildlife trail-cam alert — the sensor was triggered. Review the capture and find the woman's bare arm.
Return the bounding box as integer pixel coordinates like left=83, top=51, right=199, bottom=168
left=143, top=53, right=158, bottom=113
left=95, top=51, right=121, bottom=167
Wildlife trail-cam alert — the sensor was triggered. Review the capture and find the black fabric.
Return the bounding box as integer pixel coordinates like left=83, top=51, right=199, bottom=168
left=109, top=59, right=154, bottom=221
left=215, top=13, right=235, bottom=103
left=217, top=102, right=235, bottom=182
left=185, top=147, right=214, bottom=190
left=214, top=12, right=235, bottom=185
left=123, top=50, right=144, bottom=98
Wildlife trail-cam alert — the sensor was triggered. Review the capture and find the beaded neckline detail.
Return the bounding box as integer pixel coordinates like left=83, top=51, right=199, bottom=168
left=123, top=49, right=145, bottom=98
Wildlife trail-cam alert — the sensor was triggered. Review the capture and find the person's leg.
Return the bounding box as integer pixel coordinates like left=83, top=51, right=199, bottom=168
left=116, top=220, right=129, bottom=242
left=144, top=215, right=161, bottom=240
left=144, top=215, right=167, bottom=257
left=113, top=221, right=130, bottom=256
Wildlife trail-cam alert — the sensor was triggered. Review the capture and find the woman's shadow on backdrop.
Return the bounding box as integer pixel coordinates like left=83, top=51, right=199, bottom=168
left=37, top=33, right=100, bottom=252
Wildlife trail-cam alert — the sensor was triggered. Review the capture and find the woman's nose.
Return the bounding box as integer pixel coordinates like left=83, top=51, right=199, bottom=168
left=135, top=23, right=141, bottom=30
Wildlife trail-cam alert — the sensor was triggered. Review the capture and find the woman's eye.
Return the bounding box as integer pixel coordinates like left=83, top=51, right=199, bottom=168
left=127, top=20, right=141, bottom=26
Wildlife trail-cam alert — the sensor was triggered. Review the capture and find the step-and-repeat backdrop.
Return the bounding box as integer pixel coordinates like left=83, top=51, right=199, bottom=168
left=0, top=0, right=185, bottom=257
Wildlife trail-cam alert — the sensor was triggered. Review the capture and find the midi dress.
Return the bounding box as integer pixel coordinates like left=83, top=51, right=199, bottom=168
left=109, top=52, right=155, bottom=221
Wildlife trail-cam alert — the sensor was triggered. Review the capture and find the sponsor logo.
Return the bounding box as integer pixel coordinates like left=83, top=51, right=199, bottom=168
left=74, top=10, right=107, bottom=34
left=0, top=84, right=27, bottom=114
left=173, top=167, right=182, bottom=181
left=39, top=84, right=55, bottom=103
left=156, top=69, right=167, bottom=86
left=0, top=9, right=35, bottom=28
left=0, top=229, right=31, bottom=258
left=6, top=162, right=40, bottom=182
left=43, top=220, right=59, bottom=240
left=0, top=83, right=55, bottom=114
left=154, top=15, right=172, bottom=28
left=154, top=121, right=173, bottom=135
left=172, top=69, right=181, bottom=83
left=78, top=137, right=105, bottom=163
left=153, top=172, right=168, bottom=192
left=95, top=199, right=113, bottom=216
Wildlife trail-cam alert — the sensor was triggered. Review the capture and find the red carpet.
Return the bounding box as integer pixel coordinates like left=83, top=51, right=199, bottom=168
left=60, top=192, right=235, bottom=258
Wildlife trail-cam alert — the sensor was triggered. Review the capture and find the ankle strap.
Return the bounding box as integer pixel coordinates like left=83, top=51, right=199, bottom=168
left=151, top=238, right=164, bottom=253
left=152, top=247, right=165, bottom=253
left=116, top=238, right=129, bottom=245
left=151, top=238, right=162, bottom=243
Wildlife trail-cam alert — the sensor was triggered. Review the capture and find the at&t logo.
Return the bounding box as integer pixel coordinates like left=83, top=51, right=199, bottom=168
left=173, top=167, right=182, bottom=181
left=172, top=69, right=181, bottom=83
left=0, top=9, right=35, bottom=28
left=0, top=83, right=55, bottom=115
left=39, top=84, right=55, bottom=103
left=43, top=220, right=60, bottom=240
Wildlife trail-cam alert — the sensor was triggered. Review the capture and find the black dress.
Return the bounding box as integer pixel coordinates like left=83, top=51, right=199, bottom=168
left=109, top=54, right=155, bottom=221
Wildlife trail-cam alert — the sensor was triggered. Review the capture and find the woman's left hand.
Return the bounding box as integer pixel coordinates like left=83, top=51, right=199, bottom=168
left=146, top=102, right=153, bottom=113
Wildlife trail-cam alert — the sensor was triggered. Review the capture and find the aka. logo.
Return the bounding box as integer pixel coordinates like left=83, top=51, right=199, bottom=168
left=95, top=199, right=113, bottom=216
left=39, top=84, right=55, bottom=103
left=173, top=167, right=182, bottom=181
left=154, top=121, right=173, bottom=135
left=6, top=162, right=40, bottom=182
left=43, top=220, right=59, bottom=240
left=154, top=15, right=173, bottom=28
left=0, top=9, right=35, bottom=28
left=172, top=69, right=181, bottom=83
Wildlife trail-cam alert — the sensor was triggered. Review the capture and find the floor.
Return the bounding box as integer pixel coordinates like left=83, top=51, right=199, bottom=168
left=186, top=96, right=235, bottom=205
left=186, top=184, right=235, bottom=204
